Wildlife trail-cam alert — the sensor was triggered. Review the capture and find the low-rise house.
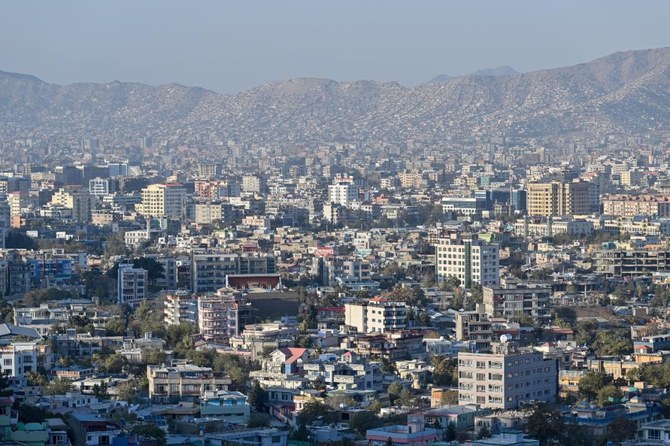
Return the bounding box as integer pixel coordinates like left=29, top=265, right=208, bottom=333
left=200, top=390, right=250, bottom=425
left=147, top=363, right=231, bottom=403
left=366, top=414, right=438, bottom=446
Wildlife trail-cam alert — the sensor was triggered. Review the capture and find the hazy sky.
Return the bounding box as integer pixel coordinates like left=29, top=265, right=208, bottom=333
left=1, top=1, right=669, bottom=94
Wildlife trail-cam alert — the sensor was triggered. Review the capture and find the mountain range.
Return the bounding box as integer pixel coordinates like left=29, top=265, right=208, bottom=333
left=1, top=47, right=670, bottom=145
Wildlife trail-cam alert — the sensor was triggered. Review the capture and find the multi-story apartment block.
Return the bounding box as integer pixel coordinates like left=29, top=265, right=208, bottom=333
left=147, top=363, right=231, bottom=402
left=455, top=306, right=494, bottom=352
left=328, top=182, right=359, bottom=207
left=593, top=247, right=670, bottom=278
left=136, top=183, right=187, bottom=219
left=88, top=177, right=119, bottom=197
left=435, top=233, right=499, bottom=287
left=198, top=289, right=247, bottom=340
left=241, top=175, right=266, bottom=194
left=311, top=256, right=371, bottom=286
left=190, top=252, right=276, bottom=293
left=164, top=291, right=198, bottom=326
left=194, top=202, right=235, bottom=225
left=117, top=264, right=148, bottom=306
left=458, top=342, right=557, bottom=409
left=0, top=341, right=51, bottom=386
left=602, top=194, right=670, bottom=218
left=50, top=187, right=95, bottom=222
left=344, top=297, right=407, bottom=333
left=526, top=180, right=591, bottom=217
left=483, top=282, right=551, bottom=325
left=441, top=197, right=488, bottom=216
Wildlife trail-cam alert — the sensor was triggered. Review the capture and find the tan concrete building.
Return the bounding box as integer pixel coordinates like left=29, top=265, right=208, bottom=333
left=136, top=183, right=187, bottom=219
left=526, top=181, right=591, bottom=217
left=602, top=194, right=670, bottom=218
left=458, top=342, right=557, bottom=409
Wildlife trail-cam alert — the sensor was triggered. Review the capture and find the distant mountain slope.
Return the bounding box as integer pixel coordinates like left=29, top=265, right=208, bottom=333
left=1, top=47, right=669, bottom=144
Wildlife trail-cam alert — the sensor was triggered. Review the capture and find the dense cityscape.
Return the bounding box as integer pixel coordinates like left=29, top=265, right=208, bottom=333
left=2, top=3, right=670, bottom=446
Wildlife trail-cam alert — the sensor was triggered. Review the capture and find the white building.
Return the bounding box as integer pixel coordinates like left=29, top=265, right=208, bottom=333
left=0, top=342, right=41, bottom=385
left=117, top=264, right=148, bottom=306
left=435, top=234, right=500, bottom=287
left=136, top=183, right=187, bottom=219
left=458, top=342, right=557, bottom=410
left=344, top=297, right=407, bottom=333
left=328, top=183, right=358, bottom=207
left=164, top=291, right=198, bottom=326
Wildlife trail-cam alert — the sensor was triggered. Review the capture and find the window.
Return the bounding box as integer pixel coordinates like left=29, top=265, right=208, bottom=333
left=648, top=430, right=661, bottom=440
left=3, top=359, right=11, bottom=366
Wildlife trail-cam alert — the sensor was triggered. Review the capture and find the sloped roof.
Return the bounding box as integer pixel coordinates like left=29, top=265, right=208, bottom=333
left=0, top=323, right=41, bottom=339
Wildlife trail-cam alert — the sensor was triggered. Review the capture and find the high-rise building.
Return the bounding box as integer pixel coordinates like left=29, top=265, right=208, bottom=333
left=435, top=233, right=499, bottom=287
left=136, top=183, right=187, bottom=219
left=328, top=182, right=359, bottom=207
left=526, top=180, right=591, bottom=217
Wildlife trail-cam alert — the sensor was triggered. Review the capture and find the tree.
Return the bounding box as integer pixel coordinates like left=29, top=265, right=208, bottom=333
left=44, top=378, right=74, bottom=396
left=132, top=424, right=166, bottom=446
left=297, top=400, right=337, bottom=427
left=578, top=371, right=611, bottom=400
left=477, top=423, right=491, bottom=439
left=397, top=389, right=416, bottom=408
left=432, top=356, right=458, bottom=386
left=102, top=354, right=127, bottom=374
left=605, top=417, right=637, bottom=446
left=525, top=403, right=565, bottom=446
left=248, top=380, right=268, bottom=412
left=5, top=230, right=38, bottom=250
left=92, top=382, right=110, bottom=400
left=597, top=386, right=623, bottom=407
left=350, top=411, right=381, bottom=436
left=387, top=382, right=403, bottom=404
left=445, top=422, right=456, bottom=441
left=116, top=379, right=142, bottom=403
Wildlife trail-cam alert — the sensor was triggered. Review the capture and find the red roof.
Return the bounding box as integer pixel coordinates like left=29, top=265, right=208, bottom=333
left=277, top=347, right=307, bottom=364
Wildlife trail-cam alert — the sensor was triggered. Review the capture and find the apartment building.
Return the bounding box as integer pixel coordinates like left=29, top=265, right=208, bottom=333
left=164, top=291, right=198, bottom=326
left=593, top=248, right=670, bottom=278
left=147, top=363, right=231, bottom=402
left=190, top=251, right=276, bottom=293
left=344, top=297, right=407, bottom=333
left=117, top=264, right=148, bottom=306
left=328, top=182, right=359, bottom=207
left=483, top=282, right=551, bottom=325
left=458, top=342, right=557, bottom=409
left=198, top=289, right=248, bottom=340
left=136, top=183, right=187, bottom=219
left=455, top=306, right=494, bottom=352
left=0, top=341, right=51, bottom=385
left=435, top=233, right=500, bottom=287
left=526, top=180, right=591, bottom=217
left=50, top=187, right=95, bottom=222
left=312, top=256, right=371, bottom=286
left=602, top=194, right=670, bottom=218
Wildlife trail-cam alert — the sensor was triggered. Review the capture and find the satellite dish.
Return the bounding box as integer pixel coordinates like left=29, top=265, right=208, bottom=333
left=500, top=334, right=510, bottom=343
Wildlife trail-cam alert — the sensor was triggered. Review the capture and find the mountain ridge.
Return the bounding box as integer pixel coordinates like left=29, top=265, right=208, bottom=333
left=1, top=46, right=670, bottom=144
